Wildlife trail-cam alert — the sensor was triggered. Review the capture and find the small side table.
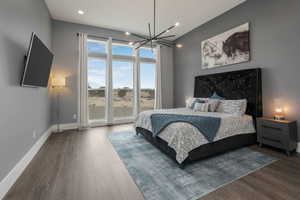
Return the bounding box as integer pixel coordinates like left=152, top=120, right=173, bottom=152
left=257, top=117, right=298, bottom=156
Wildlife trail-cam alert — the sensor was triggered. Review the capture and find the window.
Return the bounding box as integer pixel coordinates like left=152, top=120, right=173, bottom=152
left=140, top=63, right=155, bottom=112
left=139, top=47, right=156, bottom=59
left=139, top=47, right=156, bottom=112
left=87, top=40, right=107, bottom=122
left=112, top=61, right=134, bottom=118
left=86, top=38, right=158, bottom=125
left=87, top=40, right=106, bottom=54
left=112, top=43, right=133, bottom=56
left=112, top=43, right=135, bottom=119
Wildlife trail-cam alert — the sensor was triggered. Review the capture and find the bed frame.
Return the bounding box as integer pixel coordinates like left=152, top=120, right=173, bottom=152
left=136, top=68, right=262, bottom=168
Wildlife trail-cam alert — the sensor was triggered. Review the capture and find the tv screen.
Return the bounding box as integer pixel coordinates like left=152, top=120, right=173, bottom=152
left=21, top=33, right=54, bottom=88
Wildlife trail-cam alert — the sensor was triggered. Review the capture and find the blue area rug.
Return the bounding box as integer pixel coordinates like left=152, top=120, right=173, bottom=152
left=108, top=131, right=277, bottom=200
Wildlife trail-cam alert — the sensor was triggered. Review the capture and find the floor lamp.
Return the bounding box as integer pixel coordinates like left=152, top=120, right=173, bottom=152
left=52, top=76, right=66, bottom=133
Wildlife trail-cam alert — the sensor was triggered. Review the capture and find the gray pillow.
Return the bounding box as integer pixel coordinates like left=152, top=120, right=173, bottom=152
left=186, top=97, right=209, bottom=109
left=193, top=103, right=209, bottom=112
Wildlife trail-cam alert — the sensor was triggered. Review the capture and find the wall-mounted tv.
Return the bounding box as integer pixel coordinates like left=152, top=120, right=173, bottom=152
left=21, top=33, right=54, bottom=88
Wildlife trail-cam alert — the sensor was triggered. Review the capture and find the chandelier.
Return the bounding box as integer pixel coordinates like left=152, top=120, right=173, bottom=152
left=125, top=0, right=180, bottom=49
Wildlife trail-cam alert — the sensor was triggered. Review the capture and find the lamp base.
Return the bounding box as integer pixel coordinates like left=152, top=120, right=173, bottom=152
left=274, top=115, right=285, bottom=120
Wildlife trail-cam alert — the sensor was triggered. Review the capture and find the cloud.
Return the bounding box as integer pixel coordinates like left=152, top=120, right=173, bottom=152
left=87, top=60, right=155, bottom=89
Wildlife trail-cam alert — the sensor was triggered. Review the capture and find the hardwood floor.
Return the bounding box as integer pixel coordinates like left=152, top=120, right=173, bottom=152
left=4, top=124, right=300, bottom=200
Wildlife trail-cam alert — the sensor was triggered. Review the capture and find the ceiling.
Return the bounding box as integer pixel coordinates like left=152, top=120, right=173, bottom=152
left=45, top=0, right=246, bottom=40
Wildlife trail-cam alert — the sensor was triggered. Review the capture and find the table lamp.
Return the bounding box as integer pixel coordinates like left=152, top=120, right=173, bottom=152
left=274, top=107, right=285, bottom=120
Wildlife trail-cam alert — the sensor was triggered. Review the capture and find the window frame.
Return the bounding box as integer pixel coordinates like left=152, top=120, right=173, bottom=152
left=86, top=39, right=108, bottom=125
left=86, top=38, right=158, bottom=126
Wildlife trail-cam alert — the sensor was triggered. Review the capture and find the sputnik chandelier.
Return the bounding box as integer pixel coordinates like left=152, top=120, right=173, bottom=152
left=125, top=0, right=180, bottom=49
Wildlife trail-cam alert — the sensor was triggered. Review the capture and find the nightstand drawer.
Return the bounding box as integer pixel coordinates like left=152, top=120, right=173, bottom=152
left=260, top=120, right=289, bottom=130
left=260, top=125, right=284, bottom=140
left=261, top=137, right=283, bottom=149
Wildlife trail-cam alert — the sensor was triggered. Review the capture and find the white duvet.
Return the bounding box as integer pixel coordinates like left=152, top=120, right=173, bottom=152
left=135, top=108, right=256, bottom=163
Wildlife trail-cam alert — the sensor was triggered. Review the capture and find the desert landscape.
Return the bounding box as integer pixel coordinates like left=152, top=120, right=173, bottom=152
left=88, top=88, right=155, bottom=120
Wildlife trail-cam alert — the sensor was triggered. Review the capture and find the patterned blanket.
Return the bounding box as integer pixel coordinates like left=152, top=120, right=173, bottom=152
left=150, top=114, right=221, bottom=142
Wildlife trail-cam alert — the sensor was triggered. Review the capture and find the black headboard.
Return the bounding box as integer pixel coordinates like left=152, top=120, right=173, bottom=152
left=194, top=68, right=262, bottom=118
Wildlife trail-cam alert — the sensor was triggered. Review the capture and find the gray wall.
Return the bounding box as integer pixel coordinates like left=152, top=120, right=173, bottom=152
left=0, top=0, right=52, bottom=181
left=174, top=0, right=300, bottom=141
left=160, top=46, right=174, bottom=109
left=51, top=20, right=173, bottom=124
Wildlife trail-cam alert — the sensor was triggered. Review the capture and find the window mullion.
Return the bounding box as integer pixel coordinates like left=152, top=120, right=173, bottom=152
left=133, top=48, right=140, bottom=117
left=106, top=37, right=113, bottom=124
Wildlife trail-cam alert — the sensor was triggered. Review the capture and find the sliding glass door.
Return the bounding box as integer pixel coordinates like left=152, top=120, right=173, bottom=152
left=112, top=60, right=134, bottom=119
left=88, top=58, right=106, bottom=121
left=139, top=48, right=156, bottom=112
left=87, top=40, right=107, bottom=123
left=86, top=38, right=157, bottom=126
left=140, top=63, right=155, bottom=112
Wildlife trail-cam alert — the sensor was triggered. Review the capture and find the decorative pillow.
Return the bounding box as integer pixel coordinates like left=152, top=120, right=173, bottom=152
left=193, top=102, right=209, bottom=112
left=186, top=97, right=194, bottom=109
left=191, top=99, right=206, bottom=109
left=221, top=99, right=247, bottom=116
left=216, top=100, right=225, bottom=113
left=207, top=99, right=220, bottom=112
left=210, top=92, right=225, bottom=100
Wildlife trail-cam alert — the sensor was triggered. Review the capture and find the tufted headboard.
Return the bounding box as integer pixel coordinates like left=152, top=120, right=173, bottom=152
left=194, top=68, right=262, bottom=118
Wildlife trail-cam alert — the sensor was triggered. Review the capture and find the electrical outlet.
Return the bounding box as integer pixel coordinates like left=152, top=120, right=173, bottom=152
left=73, top=114, right=77, bottom=120
left=32, top=131, right=37, bottom=139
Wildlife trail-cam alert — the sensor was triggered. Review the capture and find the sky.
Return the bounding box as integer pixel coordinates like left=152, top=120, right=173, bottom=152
left=87, top=41, right=156, bottom=89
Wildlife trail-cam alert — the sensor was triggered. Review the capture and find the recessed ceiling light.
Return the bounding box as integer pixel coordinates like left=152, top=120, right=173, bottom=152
left=125, top=32, right=131, bottom=36
left=78, top=10, right=85, bottom=15
left=176, top=44, right=183, bottom=48
left=128, top=42, right=134, bottom=46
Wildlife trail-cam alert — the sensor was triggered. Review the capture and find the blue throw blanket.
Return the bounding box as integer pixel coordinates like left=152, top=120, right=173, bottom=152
left=150, top=114, right=221, bottom=143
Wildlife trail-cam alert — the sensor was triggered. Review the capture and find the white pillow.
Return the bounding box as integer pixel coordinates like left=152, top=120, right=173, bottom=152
left=221, top=99, right=247, bottom=116
left=186, top=97, right=194, bottom=109
left=193, top=102, right=210, bottom=112
left=207, top=99, right=220, bottom=112
left=216, top=100, right=225, bottom=113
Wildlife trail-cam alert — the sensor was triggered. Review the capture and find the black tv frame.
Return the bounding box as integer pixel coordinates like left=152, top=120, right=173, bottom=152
left=21, top=32, right=54, bottom=88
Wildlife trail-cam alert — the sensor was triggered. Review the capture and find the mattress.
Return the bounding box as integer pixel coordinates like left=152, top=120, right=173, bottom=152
left=135, top=108, right=256, bottom=163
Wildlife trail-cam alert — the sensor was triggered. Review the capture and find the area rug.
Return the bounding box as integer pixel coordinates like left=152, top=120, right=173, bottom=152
left=108, top=131, right=277, bottom=200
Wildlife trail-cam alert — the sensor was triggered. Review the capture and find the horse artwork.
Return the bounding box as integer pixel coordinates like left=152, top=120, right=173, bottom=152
left=201, top=23, right=250, bottom=69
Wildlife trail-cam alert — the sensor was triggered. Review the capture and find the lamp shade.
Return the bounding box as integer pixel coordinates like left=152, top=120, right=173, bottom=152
left=274, top=107, right=285, bottom=120
left=275, top=107, right=284, bottom=114
left=52, top=76, right=66, bottom=87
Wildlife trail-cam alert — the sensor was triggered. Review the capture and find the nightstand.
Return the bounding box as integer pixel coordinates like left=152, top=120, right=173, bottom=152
left=257, top=117, right=298, bottom=156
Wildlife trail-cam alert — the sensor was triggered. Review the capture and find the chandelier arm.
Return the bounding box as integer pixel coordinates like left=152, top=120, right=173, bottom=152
left=135, top=39, right=151, bottom=49
left=132, top=39, right=147, bottom=45
left=135, top=39, right=148, bottom=43
left=156, top=41, right=173, bottom=48
left=156, top=35, right=176, bottom=39
left=131, top=33, right=148, bottom=40
left=148, top=23, right=153, bottom=49
left=154, top=0, right=156, bottom=36
left=152, top=24, right=176, bottom=40
left=157, top=38, right=175, bottom=44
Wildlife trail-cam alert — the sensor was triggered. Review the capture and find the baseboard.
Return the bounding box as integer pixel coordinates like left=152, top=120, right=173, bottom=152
left=297, top=143, right=300, bottom=153
left=51, top=123, right=78, bottom=133
left=0, top=126, right=53, bottom=200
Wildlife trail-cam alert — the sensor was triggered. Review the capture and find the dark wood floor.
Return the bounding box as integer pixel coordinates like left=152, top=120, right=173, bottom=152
left=4, top=124, right=300, bottom=200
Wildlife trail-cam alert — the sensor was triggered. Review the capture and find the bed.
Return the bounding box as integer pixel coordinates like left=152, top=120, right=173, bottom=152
left=135, top=68, right=262, bottom=168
